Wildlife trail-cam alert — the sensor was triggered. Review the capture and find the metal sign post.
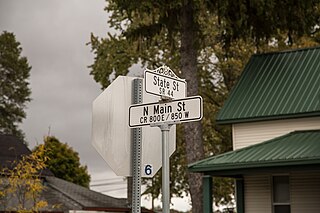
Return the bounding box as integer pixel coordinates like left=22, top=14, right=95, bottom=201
left=158, top=122, right=173, bottom=213
left=132, top=78, right=143, bottom=213
left=161, top=123, right=170, bottom=213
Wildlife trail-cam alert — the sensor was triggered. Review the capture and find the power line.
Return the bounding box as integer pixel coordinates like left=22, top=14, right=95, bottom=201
left=91, top=177, right=124, bottom=182
left=99, top=187, right=127, bottom=193
left=90, top=180, right=126, bottom=187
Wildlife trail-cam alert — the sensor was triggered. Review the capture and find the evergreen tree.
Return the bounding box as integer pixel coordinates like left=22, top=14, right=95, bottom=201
left=89, top=0, right=320, bottom=211
left=0, top=31, right=31, bottom=140
left=34, top=136, right=91, bottom=188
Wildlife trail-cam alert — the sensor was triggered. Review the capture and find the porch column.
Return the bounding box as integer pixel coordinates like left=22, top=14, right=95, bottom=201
left=203, top=175, right=213, bottom=213
left=236, top=178, right=245, bottom=213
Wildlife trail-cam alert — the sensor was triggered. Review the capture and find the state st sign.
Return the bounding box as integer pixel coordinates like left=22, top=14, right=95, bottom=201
left=129, top=96, right=203, bottom=128
left=144, top=65, right=186, bottom=99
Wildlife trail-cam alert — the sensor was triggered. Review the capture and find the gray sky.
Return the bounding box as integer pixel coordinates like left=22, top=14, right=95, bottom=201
left=0, top=0, right=191, bottom=210
left=0, top=0, right=123, bottom=194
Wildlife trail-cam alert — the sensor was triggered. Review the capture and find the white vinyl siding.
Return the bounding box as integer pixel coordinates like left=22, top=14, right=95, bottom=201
left=291, top=171, right=320, bottom=213
left=232, top=116, right=320, bottom=150
left=243, top=172, right=320, bottom=213
left=244, top=175, right=272, bottom=213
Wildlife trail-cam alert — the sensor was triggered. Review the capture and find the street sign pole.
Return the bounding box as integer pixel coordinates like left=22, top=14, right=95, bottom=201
left=132, top=79, right=143, bottom=213
left=161, top=123, right=172, bottom=213
left=150, top=121, right=173, bottom=213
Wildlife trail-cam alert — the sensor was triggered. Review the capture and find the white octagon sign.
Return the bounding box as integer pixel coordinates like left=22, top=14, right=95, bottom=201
left=91, top=76, right=176, bottom=177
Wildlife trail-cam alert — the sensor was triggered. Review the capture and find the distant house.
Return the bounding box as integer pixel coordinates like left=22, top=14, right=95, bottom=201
left=0, top=134, right=153, bottom=213
left=189, top=47, right=320, bottom=213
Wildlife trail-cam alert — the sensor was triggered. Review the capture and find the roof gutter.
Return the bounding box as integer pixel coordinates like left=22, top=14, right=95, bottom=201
left=216, top=112, right=320, bottom=125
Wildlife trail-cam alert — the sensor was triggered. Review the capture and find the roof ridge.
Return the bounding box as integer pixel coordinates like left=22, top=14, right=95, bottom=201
left=45, top=176, right=127, bottom=208
left=253, top=45, right=320, bottom=57
left=45, top=176, right=84, bottom=208
left=290, top=129, right=320, bottom=134
left=228, top=129, right=320, bottom=152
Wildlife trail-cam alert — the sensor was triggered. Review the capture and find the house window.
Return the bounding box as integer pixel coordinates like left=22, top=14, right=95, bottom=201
left=272, top=176, right=290, bottom=213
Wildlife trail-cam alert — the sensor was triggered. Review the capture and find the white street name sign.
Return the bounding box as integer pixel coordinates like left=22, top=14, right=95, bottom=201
left=129, top=96, right=203, bottom=128
left=144, top=66, right=186, bottom=99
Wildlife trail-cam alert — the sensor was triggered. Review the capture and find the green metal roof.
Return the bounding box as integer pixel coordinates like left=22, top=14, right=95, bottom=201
left=189, top=130, right=320, bottom=174
left=217, top=47, right=320, bottom=124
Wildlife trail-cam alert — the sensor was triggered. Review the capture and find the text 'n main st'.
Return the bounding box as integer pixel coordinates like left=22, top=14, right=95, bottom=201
left=129, top=96, right=202, bottom=128
left=140, top=101, right=189, bottom=124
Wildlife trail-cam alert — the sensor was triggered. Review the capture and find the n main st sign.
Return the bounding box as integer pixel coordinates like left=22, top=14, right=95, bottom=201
left=129, top=96, right=203, bottom=128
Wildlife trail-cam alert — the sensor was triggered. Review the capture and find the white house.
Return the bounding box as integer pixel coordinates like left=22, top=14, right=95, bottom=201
left=189, top=46, right=320, bottom=213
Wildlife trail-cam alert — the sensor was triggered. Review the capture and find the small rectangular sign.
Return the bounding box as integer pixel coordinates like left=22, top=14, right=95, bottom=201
left=145, top=70, right=186, bottom=99
left=129, top=96, right=203, bottom=128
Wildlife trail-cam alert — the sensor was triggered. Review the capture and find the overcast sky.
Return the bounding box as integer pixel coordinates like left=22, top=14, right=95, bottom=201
left=0, top=0, right=109, bottom=178
left=0, top=0, right=190, bottom=211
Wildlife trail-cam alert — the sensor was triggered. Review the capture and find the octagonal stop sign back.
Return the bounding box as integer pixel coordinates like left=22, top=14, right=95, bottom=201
left=91, top=76, right=176, bottom=177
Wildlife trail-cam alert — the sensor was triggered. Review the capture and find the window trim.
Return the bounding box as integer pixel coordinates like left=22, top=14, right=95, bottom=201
left=271, top=174, right=291, bottom=213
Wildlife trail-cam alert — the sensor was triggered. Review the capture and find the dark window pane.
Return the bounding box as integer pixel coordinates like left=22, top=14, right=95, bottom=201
left=274, top=205, right=290, bottom=213
left=273, top=176, right=290, bottom=203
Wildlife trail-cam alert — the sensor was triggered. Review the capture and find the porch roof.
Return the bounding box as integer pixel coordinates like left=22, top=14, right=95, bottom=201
left=189, top=130, right=320, bottom=176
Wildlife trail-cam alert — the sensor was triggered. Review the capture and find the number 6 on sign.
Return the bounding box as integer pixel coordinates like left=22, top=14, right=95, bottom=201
left=144, top=164, right=153, bottom=176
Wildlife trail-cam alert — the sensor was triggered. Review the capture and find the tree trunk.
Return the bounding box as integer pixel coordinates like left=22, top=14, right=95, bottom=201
left=180, top=1, right=204, bottom=213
